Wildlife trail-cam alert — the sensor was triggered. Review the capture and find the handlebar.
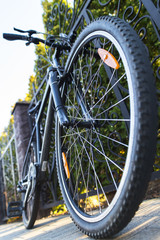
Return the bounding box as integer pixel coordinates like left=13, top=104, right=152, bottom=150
left=3, top=33, right=46, bottom=45
left=3, top=33, right=28, bottom=41
left=3, top=32, right=70, bottom=50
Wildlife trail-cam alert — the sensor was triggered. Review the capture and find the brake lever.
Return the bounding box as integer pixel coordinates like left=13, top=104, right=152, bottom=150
left=14, top=27, right=37, bottom=36
left=26, top=41, right=31, bottom=46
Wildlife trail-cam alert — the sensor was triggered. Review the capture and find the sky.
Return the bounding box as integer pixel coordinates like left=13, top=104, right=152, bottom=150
left=0, top=0, right=45, bottom=135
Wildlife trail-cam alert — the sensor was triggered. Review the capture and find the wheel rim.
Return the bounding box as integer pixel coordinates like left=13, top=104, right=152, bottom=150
left=22, top=147, right=37, bottom=223
left=57, top=30, right=135, bottom=222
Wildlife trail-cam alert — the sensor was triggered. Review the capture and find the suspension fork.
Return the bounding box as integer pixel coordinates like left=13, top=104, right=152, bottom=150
left=48, top=66, right=69, bottom=126
left=48, top=66, right=93, bottom=128
left=75, top=81, right=92, bottom=121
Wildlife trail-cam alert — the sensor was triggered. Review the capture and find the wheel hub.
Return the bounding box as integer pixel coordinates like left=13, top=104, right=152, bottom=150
left=28, top=162, right=37, bottom=195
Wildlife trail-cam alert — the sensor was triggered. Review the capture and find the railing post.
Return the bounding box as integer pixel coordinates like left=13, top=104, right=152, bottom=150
left=0, top=153, right=7, bottom=224
left=8, top=137, right=17, bottom=201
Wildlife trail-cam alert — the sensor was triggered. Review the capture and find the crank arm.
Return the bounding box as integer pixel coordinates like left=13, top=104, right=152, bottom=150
left=23, top=180, right=31, bottom=209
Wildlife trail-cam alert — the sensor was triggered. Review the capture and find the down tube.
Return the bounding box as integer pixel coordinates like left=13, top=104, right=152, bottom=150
left=40, top=92, right=54, bottom=173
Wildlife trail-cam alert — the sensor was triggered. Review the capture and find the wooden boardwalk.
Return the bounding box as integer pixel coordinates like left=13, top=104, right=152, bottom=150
left=0, top=199, right=160, bottom=240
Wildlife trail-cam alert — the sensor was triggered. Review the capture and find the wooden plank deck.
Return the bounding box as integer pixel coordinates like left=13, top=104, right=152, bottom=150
left=0, top=199, right=160, bottom=240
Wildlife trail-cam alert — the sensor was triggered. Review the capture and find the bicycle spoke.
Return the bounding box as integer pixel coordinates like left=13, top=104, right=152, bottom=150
left=73, top=137, right=94, bottom=212
left=91, top=127, right=118, bottom=190
left=89, top=72, right=126, bottom=112
left=93, top=118, right=130, bottom=122
left=75, top=127, right=110, bottom=207
left=75, top=129, right=123, bottom=172
left=96, top=95, right=130, bottom=118
left=92, top=130, right=128, bottom=148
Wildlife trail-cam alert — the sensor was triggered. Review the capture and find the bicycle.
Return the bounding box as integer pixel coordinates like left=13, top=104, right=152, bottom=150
left=3, top=4, right=158, bottom=239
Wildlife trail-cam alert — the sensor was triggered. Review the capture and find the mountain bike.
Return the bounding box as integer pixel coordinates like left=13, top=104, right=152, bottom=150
left=3, top=10, right=157, bottom=239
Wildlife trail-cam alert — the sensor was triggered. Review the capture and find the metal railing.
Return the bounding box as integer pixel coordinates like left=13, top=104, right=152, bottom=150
left=0, top=134, right=19, bottom=205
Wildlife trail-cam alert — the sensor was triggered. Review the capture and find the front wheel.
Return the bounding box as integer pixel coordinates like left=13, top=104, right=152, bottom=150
left=56, top=16, right=157, bottom=238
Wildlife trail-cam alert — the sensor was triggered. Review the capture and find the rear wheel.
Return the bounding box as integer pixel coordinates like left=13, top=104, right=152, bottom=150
left=56, top=16, right=157, bottom=238
left=22, top=143, right=39, bottom=229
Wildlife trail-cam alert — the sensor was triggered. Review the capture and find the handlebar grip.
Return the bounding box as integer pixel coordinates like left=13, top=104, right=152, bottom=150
left=3, top=33, right=27, bottom=41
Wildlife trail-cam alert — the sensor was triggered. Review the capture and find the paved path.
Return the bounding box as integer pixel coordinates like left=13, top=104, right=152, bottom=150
left=0, top=198, right=160, bottom=240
